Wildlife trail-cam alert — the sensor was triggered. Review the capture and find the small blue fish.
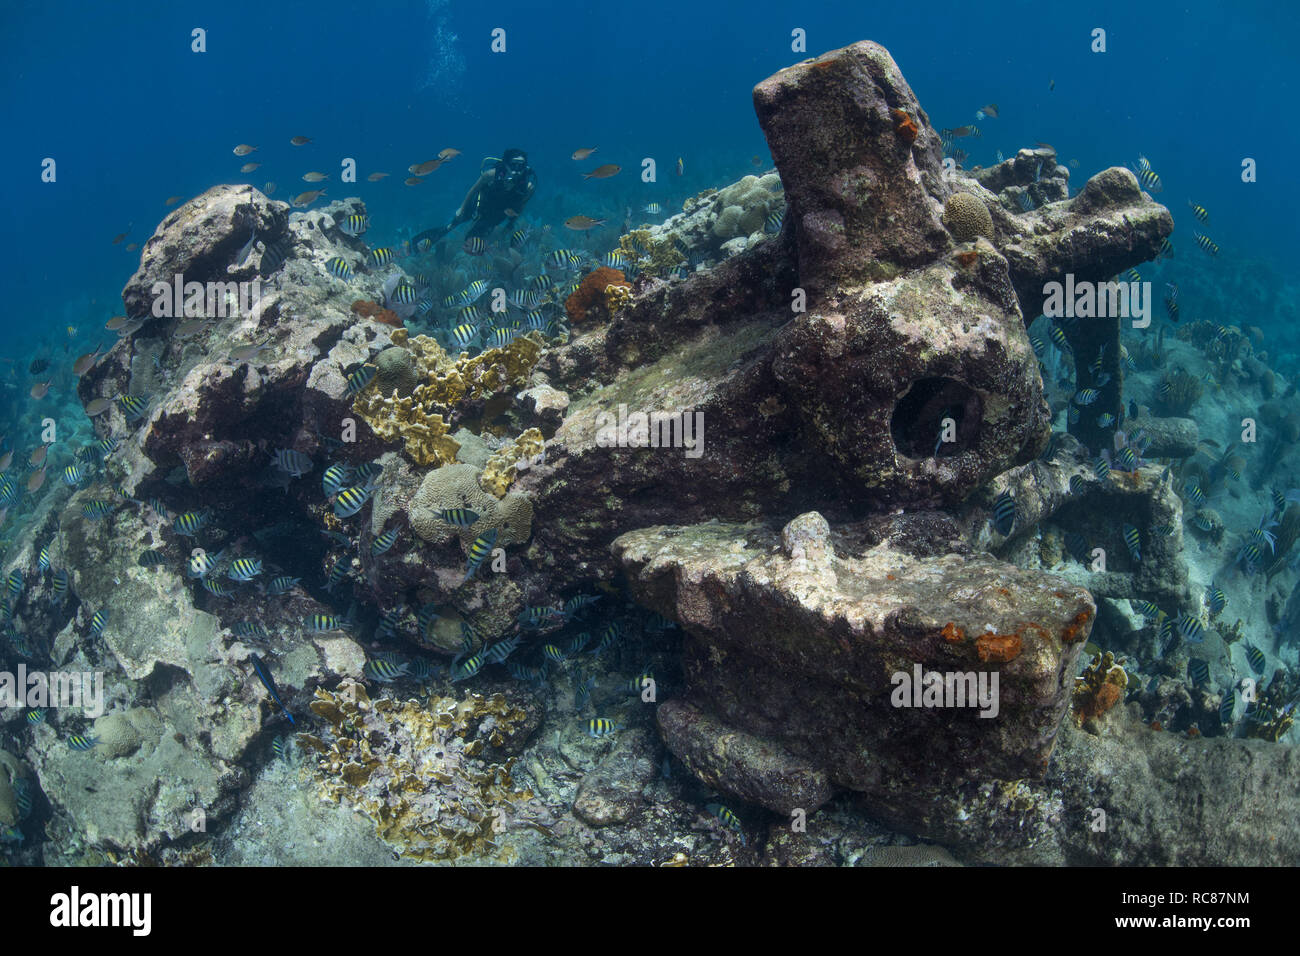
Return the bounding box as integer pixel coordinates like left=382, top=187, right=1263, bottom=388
left=250, top=653, right=295, bottom=725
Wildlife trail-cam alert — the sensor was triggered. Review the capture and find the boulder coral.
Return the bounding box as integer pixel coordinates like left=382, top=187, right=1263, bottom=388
left=942, top=192, right=995, bottom=242
left=409, top=463, right=533, bottom=547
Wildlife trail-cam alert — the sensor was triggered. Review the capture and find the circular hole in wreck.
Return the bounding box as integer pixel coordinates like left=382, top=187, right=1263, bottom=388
left=890, top=376, right=983, bottom=459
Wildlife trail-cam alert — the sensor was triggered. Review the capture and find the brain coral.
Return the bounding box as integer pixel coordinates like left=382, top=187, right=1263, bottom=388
left=942, top=193, right=994, bottom=242
left=92, top=708, right=162, bottom=759
left=374, top=346, right=419, bottom=398
left=410, top=463, right=533, bottom=547
left=712, top=173, right=783, bottom=239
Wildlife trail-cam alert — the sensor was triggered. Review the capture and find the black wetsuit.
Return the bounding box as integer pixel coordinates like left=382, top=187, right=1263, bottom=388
left=413, top=160, right=537, bottom=247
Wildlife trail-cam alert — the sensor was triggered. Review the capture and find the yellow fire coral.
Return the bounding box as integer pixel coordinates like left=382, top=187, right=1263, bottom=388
left=604, top=283, right=633, bottom=314
left=480, top=428, right=545, bottom=497
left=351, top=333, right=542, bottom=466
left=617, top=230, right=685, bottom=278
left=352, top=388, right=460, bottom=466
left=299, top=681, right=543, bottom=862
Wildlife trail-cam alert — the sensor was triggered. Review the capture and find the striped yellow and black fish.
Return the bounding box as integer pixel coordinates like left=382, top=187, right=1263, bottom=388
left=172, top=509, right=211, bottom=536
left=585, top=717, right=622, bottom=738
left=188, top=549, right=219, bottom=577
left=437, top=508, right=477, bottom=529
left=1245, top=643, right=1266, bottom=675
left=81, top=500, right=116, bottom=520
left=227, top=557, right=263, bottom=581
left=37, top=545, right=51, bottom=573
left=88, top=608, right=108, bottom=638
left=202, top=577, right=232, bottom=597
left=450, top=653, right=484, bottom=681
left=1187, top=657, right=1209, bottom=686
left=321, top=463, right=351, bottom=497
left=371, top=527, right=400, bottom=555
left=1194, top=232, right=1219, bottom=256
left=117, top=394, right=150, bottom=421
left=706, top=803, right=746, bottom=843
left=1133, top=599, right=1161, bottom=621
left=308, top=614, right=344, bottom=631
left=234, top=621, right=269, bottom=640
left=266, top=575, right=300, bottom=595
left=1048, top=323, right=1071, bottom=355
left=325, top=256, right=354, bottom=280
left=991, top=490, right=1015, bottom=536
left=5, top=570, right=23, bottom=603
left=1122, top=524, right=1141, bottom=562
left=344, top=364, right=376, bottom=398
left=367, top=247, right=397, bottom=268
left=363, top=657, right=409, bottom=683
left=1134, top=167, right=1162, bottom=192
left=1186, top=201, right=1208, bottom=224
left=450, top=324, right=477, bottom=349
left=1205, top=584, right=1226, bottom=615
left=338, top=214, right=369, bottom=237
left=51, top=569, right=69, bottom=600
left=333, top=484, right=373, bottom=518
left=390, top=279, right=418, bottom=305
left=464, top=236, right=486, bottom=255
left=463, top=528, right=498, bottom=580
left=67, top=734, right=99, bottom=752
left=1176, top=612, right=1204, bottom=644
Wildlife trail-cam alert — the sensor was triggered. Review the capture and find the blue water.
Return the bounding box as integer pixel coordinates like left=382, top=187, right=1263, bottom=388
left=2, top=0, right=1296, bottom=351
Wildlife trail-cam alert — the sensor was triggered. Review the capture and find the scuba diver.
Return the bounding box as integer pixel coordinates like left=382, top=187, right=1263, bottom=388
left=412, top=148, right=537, bottom=254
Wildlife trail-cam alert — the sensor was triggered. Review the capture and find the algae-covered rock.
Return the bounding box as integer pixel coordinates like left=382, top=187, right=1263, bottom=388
left=0, top=749, right=28, bottom=827
left=571, top=729, right=658, bottom=826
left=615, top=519, right=1095, bottom=823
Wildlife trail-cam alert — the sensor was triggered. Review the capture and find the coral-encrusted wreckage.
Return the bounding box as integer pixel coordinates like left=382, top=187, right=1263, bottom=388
left=8, top=40, right=1298, bottom=866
